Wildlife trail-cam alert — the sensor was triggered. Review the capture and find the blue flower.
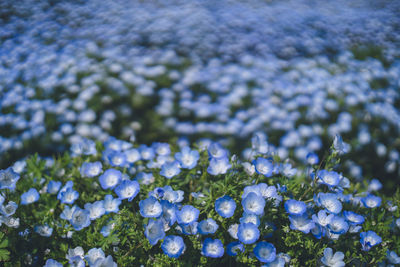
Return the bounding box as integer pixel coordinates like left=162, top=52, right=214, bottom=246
left=253, top=241, right=276, bottom=263
left=208, top=142, right=227, bottom=159
left=139, top=197, right=163, bottom=218
left=114, top=180, right=140, bottom=201
left=71, top=139, right=96, bottom=156
left=215, top=195, right=236, bottom=218
left=176, top=205, right=200, bottom=225
left=70, top=207, right=91, bottom=231
left=34, top=224, right=53, bottom=237
left=237, top=223, right=260, bottom=244
left=306, top=152, right=319, bottom=165
left=361, top=194, right=381, bottom=208
left=60, top=205, right=78, bottom=220
left=84, top=201, right=105, bottom=220
left=360, top=231, right=382, bottom=251
left=311, top=224, right=325, bottom=239
left=160, top=200, right=177, bottom=226
left=202, top=238, right=224, bottom=258
left=320, top=247, right=345, bottom=267
left=289, top=214, right=315, bottom=234
left=20, top=188, right=40, bottom=205
left=103, top=195, right=121, bottom=214
left=47, top=180, right=62, bottom=194
left=161, top=235, right=185, bottom=258
left=59, top=187, right=79, bottom=205
left=239, top=213, right=260, bottom=226
left=368, top=179, right=382, bottom=191
left=80, top=162, right=103, bottom=178
left=198, top=218, right=219, bottom=235
left=100, top=221, right=116, bottom=237
left=343, top=211, right=365, bottom=225
left=0, top=201, right=17, bottom=217
left=312, top=210, right=334, bottom=227
left=139, top=145, right=155, bottom=160
left=99, top=169, right=122, bottom=190
left=153, top=142, right=171, bottom=156
left=327, top=216, right=349, bottom=235
left=253, top=158, right=273, bottom=177
left=124, top=148, right=141, bottom=164
left=0, top=167, right=20, bottom=190
left=160, top=161, right=181, bottom=179
left=136, top=172, right=155, bottom=185
left=317, top=170, right=340, bottom=187
left=317, top=193, right=342, bottom=214
left=242, top=192, right=265, bottom=215
left=145, top=219, right=165, bottom=246
left=107, top=150, right=127, bottom=167
left=175, top=147, right=199, bottom=169
left=180, top=222, right=199, bottom=235
left=284, top=199, right=307, bottom=216
left=57, top=181, right=73, bottom=201
left=207, top=157, right=231, bottom=175
left=333, top=135, right=350, bottom=155
left=93, top=255, right=117, bottom=266
left=226, top=241, right=244, bottom=256
left=84, top=248, right=105, bottom=265
left=43, top=259, right=63, bottom=267
left=387, top=250, right=400, bottom=264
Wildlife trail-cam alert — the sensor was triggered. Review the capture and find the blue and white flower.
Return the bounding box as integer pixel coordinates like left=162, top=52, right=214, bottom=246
left=114, top=180, right=140, bottom=201
left=99, top=169, right=122, bottom=190
left=207, top=157, right=231, bottom=175
left=198, top=218, right=219, bottom=235
left=80, top=162, right=103, bottom=178
left=253, top=241, right=276, bottom=263
left=226, top=241, right=244, bottom=256
left=161, top=235, right=185, bottom=258
left=360, top=231, right=382, bottom=251
left=253, top=158, right=273, bottom=177
left=20, top=188, right=40, bottom=205
left=139, top=197, right=163, bottom=218
left=320, top=247, right=345, bottom=267
left=84, top=201, right=105, bottom=220
left=215, top=195, right=236, bottom=218
left=242, top=192, right=265, bottom=215
left=175, top=146, right=199, bottom=169
left=237, top=223, right=260, bottom=244
left=361, top=195, right=381, bottom=208
left=202, top=238, right=224, bottom=258
left=47, top=181, right=62, bottom=194
left=160, top=161, right=181, bottom=179
left=70, top=207, right=91, bottom=231
left=176, top=205, right=199, bottom=225
left=145, top=219, right=165, bottom=246
left=103, top=195, right=121, bottom=214
left=284, top=199, right=307, bottom=216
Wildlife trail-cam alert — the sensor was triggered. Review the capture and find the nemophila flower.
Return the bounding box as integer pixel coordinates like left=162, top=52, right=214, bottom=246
left=253, top=241, right=276, bottom=263
left=175, top=146, right=199, bottom=169
left=99, top=169, right=122, bottom=190
left=215, top=195, right=236, bottom=218
left=264, top=257, right=286, bottom=267
left=153, top=142, right=171, bottom=156
left=47, top=180, right=62, bottom=194
left=60, top=187, right=79, bottom=204
left=240, top=213, right=260, bottom=226
left=258, top=184, right=282, bottom=205
left=228, top=224, right=239, bottom=239
left=202, top=238, right=224, bottom=258
left=320, top=247, right=345, bottom=267
left=68, top=256, right=85, bottom=267
left=34, top=224, right=53, bottom=237
left=289, top=214, right=315, bottom=234
left=103, top=195, right=121, bottom=214
left=361, top=194, right=381, bottom=208
left=198, top=218, right=219, bottom=235
left=139, top=197, right=163, bottom=218
left=161, top=235, right=185, bottom=258
left=179, top=222, right=199, bottom=235
left=237, top=223, right=260, bottom=244
left=317, top=193, right=342, bottom=214
left=253, top=157, right=273, bottom=177
left=92, top=255, right=117, bottom=267
left=333, top=134, right=350, bottom=155
left=114, top=180, right=140, bottom=201
left=317, top=170, right=340, bottom=187
left=107, top=150, right=127, bottom=167
left=124, top=148, right=141, bottom=164
left=160, top=161, right=181, bottom=179
left=327, top=216, right=349, bottom=235
left=100, top=221, right=116, bottom=237
left=0, top=201, right=18, bottom=217
left=85, top=248, right=105, bottom=265
left=136, top=172, right=154, bottom=185
left=66, top=246, right=84, bottom=264
left=343, top=211, right=365, bottom=225
left=43, top=259, right=63, bottom=267
left=80, top=161, right=102, bottom=178
left=282, top=163, right=297, bottom=177
left=312, top=210, right=334, bottom=227
left=368, top=179, right=382, bottom=191
left=60, top=205, right=78, bottom=220
left=177, top=205, right=199, bottom=225
left=159, top=186, right=184, bottom=203
left=145, top=219, right=165, bottom=246
left=208, top=142, right=227, bottom=159
left=387, top=250, right=400, bottom=264
left=71, top=139, right=96, bottom=156
left=139, top=145, right=155, bottom=160
left=360, top=231, right=382, bottom=251
left=3, top=216, right=20, bottom=228
left=285, top=199, right=307, bottom=216
left=306, top=152, right=319, bottom=165
left=0, top=167, right=20, bottom=190
left=227, top=241, right=244, bottom=256
left=311, top=224, right=325, bottom=239
left=70, top=207, right=91, bottom=231
left=242, top=184, right=262, bottom=198
left=20, top=188, right=40, bottom=205
left=84, top=201, right=105, bottom=220
left=207, top=157, right=231, bottom=175
left=242, top=162, right=255, bottom=175
left=160, top=200, right=177, bottom=226
left=242, top=192, right=265, bottom=215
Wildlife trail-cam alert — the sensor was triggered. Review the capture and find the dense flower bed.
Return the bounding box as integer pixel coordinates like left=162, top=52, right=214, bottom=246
left=0, top=137, right=399, bottom=266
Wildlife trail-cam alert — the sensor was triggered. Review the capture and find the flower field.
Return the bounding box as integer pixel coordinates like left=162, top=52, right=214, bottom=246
left=0, top=0, right=400, bottom=266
